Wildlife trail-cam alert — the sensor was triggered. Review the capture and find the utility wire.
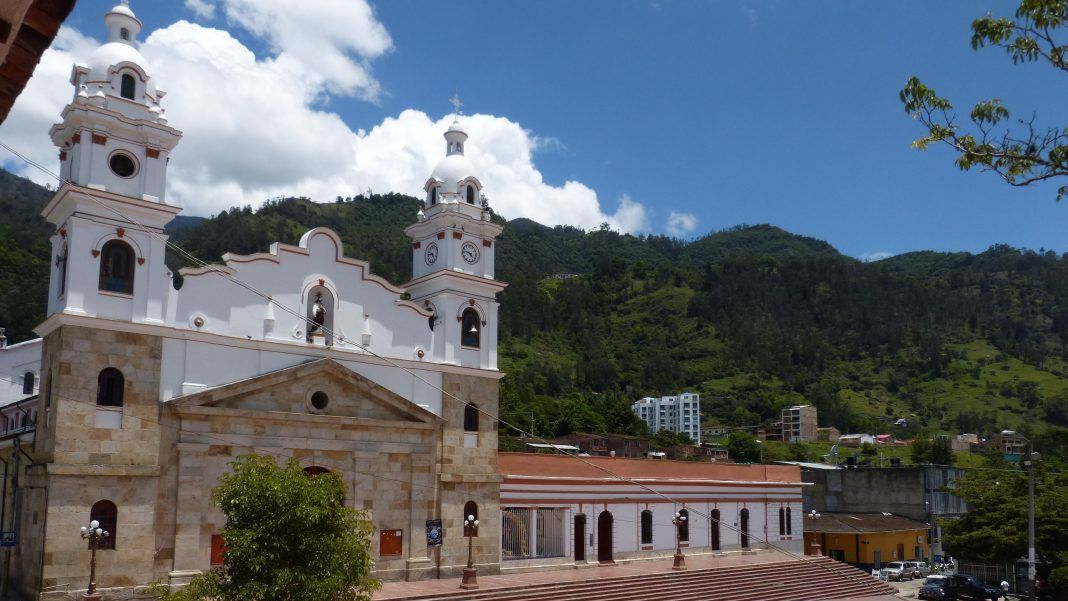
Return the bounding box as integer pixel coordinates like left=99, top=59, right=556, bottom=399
left=0, top=140, right=889, bottom=584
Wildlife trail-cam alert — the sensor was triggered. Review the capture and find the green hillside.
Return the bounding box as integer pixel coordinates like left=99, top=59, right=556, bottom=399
left=1, top=170, right=1066, bottom=460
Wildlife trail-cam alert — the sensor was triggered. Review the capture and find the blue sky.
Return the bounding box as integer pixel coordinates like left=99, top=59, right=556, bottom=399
left=7, top=0, right=1067, bottom=259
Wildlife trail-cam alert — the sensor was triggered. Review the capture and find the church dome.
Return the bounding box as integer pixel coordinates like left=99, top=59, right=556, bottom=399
left=427, top=118, right=478, bottom=195
left=430, top=154, right=476, bottom=194
left=85, top=43, right=158, bottom=99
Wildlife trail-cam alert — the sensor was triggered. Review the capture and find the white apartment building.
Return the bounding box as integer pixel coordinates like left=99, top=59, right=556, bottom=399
left=632, top=393, right=701, bottom=444
left=782, top=404, right=818, bottom=442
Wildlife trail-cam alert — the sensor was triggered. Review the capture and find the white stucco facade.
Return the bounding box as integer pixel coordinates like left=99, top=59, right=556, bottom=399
left=0, top=337, right=42, bottom=406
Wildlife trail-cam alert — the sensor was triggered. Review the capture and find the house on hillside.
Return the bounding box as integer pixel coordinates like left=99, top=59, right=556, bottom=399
left=838, top=433, right=875, bottom=447
left=549, top=432, right=649, bottom=458
left=804, top=512, right=931, bottom=570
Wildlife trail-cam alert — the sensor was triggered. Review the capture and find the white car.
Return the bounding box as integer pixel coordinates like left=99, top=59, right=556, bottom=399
left=883, top=561, right=912, bottom=581
left=905, top=561, right=932, bottom=578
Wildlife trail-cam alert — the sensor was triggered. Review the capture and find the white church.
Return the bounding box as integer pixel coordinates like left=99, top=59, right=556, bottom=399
left=0, top=3, right=807, bottom=599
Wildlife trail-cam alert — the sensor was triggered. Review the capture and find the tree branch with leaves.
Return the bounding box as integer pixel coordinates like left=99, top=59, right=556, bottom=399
left=900, top=0, right=1068, bottom=200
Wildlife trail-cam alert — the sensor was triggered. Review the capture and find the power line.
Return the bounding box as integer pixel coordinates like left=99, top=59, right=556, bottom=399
left=0, top=139, right=874, bottom=580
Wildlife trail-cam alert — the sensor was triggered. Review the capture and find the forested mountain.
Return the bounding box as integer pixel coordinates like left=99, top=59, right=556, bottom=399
left=2, top=169, right=1067, bottom=458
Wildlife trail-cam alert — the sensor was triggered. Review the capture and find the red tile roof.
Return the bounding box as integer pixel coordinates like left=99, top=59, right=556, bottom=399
left=498, top=452, right=801, bottom=483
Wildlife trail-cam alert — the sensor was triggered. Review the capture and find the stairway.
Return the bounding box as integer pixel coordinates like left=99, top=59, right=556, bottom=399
left=385, top=556, right=897, bottom=601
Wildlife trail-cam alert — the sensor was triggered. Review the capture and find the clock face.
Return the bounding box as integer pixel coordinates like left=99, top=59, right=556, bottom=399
left=461, top=241, right=480, bottom=264
left=424, top=242, right=439, bottom=265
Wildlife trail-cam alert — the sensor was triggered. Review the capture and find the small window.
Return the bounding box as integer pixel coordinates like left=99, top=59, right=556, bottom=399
left=96, top=368, right=124, bottom=407
left=463, top=403, right=478, bottom=432
left=110, top=152, right=137, bottom=178
left=466, top=185, right=475, bottom=204
left=463, top=501, right=479, bottom=537
left=120, top=74, right=136, bottom=100
left=311, top=391, right=329, bottom=411
left=786, top=507, right=792, bottom=535
left=461, top=308, right=480, bottom=348
left=98, top=240, right=135, bottom=294
left=779, top=507, right=786, bottom=536
left=430, top=187, right=437, bottom=206
left=120, top=28, right=130, bottom=41
left=89, top=500, right=117, bottom=550
left=22, top=372, right=34, bottom=395
left=640, top=509, right=653, bottom=545
left=678, top=508, right=689, bottom=542
left=303, top=466, right=331, bottom=477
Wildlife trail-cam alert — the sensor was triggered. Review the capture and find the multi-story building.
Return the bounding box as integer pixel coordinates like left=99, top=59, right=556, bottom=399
left=782, top=404, right=818, bottom=442
left=631, top=393, right=701, bottom=444
left=984, top=430, right=1028, bottom=461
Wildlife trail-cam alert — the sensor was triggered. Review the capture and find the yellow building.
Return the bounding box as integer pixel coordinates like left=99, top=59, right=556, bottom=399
left=804, top=512, right=931, bottom=570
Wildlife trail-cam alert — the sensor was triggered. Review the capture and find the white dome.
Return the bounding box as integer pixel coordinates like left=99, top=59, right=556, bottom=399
left=430, top=154, right=476, bottom=194
left=107, top=3, right=137, bottom=19
left=85, top=42, right=158, bottom=99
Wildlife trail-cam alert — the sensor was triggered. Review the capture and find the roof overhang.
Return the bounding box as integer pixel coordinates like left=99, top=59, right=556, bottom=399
left=0, top=0, right=77, bottom=124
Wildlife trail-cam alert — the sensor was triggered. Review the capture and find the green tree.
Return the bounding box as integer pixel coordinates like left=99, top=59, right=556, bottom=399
left=726, top=432, right=762, bottom=463
left=860, top=442, right=879, bottom=457
left=153, top=455, right=379, bottom=601
left=941, top=467, right=1068, bottom=565
left=911, top=436, right=933, bottom=464
left=900, top=0, right=1068, bottom=200
left=930, top=436, right=955, bottom=466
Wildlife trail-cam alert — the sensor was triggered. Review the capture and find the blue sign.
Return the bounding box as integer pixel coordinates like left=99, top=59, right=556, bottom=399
left=0, top=531, right=16, bottom=548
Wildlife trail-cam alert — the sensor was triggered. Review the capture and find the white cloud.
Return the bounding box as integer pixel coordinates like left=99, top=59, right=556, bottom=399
left=2, top=2, right=651, bottom=234
left=0, top=26, right=99, bottom=187
left=665, top=211, right=698, bottom=237
left=184, top=0, right=215, bottom=20
left=859, top=251, right=894, bottom=262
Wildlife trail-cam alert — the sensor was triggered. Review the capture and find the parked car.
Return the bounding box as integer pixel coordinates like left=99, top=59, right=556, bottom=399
left=942, top=574, right=1002, bottom=600
left=919, top=577, right=950, bottom=600
left=906, top=561, right=933, bottom=578
left=883, top=561, right=912, bottom=581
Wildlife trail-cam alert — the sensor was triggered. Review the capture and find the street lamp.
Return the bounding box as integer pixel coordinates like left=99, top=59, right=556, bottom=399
left=672, top=511, right=687, bottom=570
left=1025, top=451, right=1040, bottom=601
left=460, top=514, right=480, bottom=590
left=80, top=519, right=109, bottom=600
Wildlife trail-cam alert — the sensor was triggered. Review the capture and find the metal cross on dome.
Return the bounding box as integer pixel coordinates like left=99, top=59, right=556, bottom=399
left=449, top=92, right=464, bottom=118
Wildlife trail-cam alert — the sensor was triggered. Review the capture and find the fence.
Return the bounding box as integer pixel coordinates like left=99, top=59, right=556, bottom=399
left=501, top=507, right=566, bottom=560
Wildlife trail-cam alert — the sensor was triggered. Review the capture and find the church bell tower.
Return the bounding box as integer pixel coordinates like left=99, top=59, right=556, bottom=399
left=404, top=104, right=505, bottom=369
left=42, top=1, right=182, bottom=324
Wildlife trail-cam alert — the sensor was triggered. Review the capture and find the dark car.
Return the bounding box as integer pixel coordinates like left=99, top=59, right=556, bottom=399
left=919, top=577, right=950, bottom=600
left=941, top=574, right=1002, bottom=600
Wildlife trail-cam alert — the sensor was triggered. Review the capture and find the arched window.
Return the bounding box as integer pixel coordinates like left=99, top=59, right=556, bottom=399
left=779, top=507, right=785, bottom=536
left=96, top=368, right=124, bottom=407
left=461, top=308, right=480, bottom=348
left=120, top=73, right=136, bottom=100
left=463, top=501, right=478, bottom=537
left=466, top=185, right=475, bottom=204
left=463, top=403, right=478, bottom=432
left=304, top=466, right=331, bottom=477
left=89, top=500, right=117, bottom=550
left=710, top=508, right=721, bottom=551
left=98, top=240, right=135, bottom=294
left=120, top=28, right=130, bottom=41
left=22, top=372, right=34, bottom=395
left=678, top=508, right=689, bottom=542
left=430, top=187, right=437, bottom=206
left=640, top=509, right=653, bottom=545
left=740, top=508, right=750, bottom=548
left=786, top=507, right=793, bottom=535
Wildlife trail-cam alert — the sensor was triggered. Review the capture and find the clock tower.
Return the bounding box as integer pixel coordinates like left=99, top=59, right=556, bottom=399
left=404, top=114, right=505, bottom=369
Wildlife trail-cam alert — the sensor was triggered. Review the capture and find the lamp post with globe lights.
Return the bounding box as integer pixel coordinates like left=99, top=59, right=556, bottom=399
left=672, top=511, right=687, bottom=570
left=460, top=514, right=479, bottom=590
left=80, top=519, right=109, bottom=600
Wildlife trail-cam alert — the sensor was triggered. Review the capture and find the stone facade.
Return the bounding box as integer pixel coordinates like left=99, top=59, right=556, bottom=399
left=7, top=328, right=503, bottom=599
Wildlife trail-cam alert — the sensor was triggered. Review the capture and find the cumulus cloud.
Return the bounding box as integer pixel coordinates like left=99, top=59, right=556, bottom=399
left=0, top=26, right=99, bottom=187
left=859, top=251, right=894, bottom=262
left=665, top=211, right=699, bottom=237
left=2, top=1, right=652, bottom=233
left=184, top=0, right=215, bottom=20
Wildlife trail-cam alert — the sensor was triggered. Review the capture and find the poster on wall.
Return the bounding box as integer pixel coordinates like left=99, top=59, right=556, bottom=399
left=426, top=519, right=443, bottom=547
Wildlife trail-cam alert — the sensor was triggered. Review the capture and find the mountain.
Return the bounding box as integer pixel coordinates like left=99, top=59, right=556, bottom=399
left=2, top=169, right=1066, bottom=460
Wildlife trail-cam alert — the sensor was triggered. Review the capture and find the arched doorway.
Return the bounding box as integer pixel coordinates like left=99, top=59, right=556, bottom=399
left=710, top=508, right=721, bottom=551
left=597, top=510, right=613, bottom=563
left=574, top=514, right=586, bottom=562
left=740, top=508, right=750, bottom=549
